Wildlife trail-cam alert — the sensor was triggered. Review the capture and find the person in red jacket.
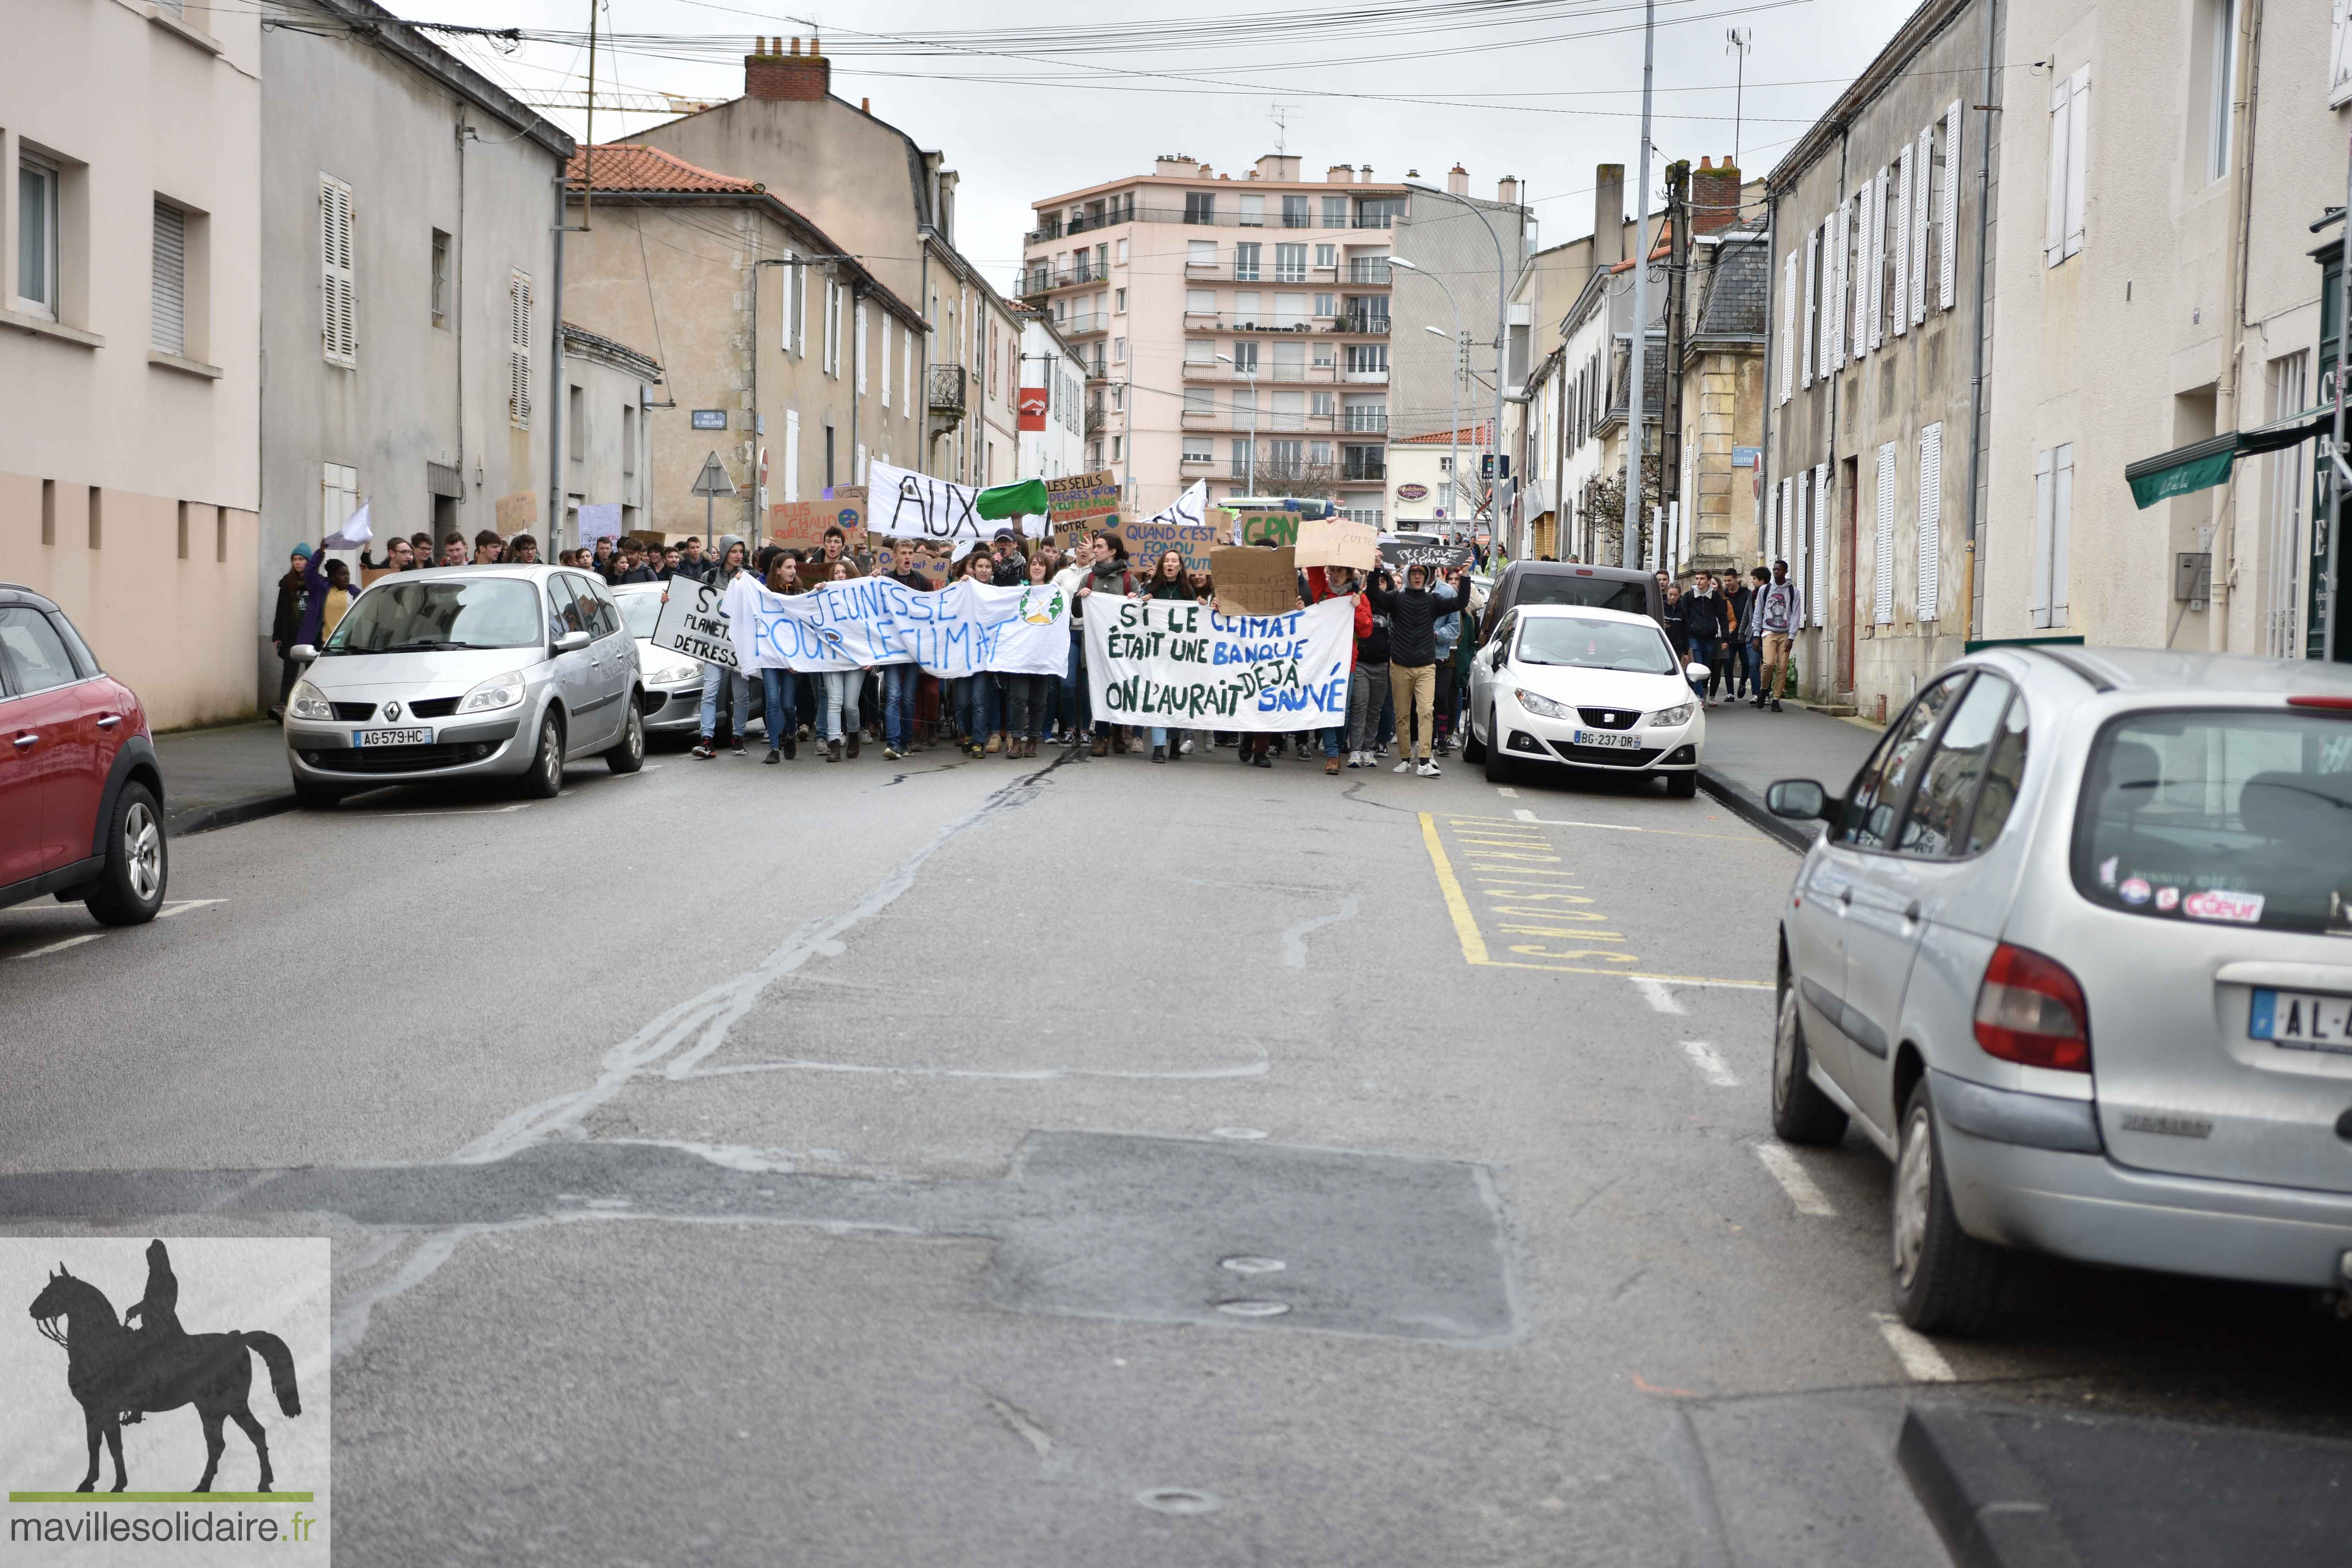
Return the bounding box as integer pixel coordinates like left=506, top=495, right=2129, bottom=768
left=1303, top=564, right=1373, bottom=776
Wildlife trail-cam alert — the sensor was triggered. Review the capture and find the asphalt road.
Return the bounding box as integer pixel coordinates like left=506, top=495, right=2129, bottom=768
left=6, top=710, right=2350, bottom=1565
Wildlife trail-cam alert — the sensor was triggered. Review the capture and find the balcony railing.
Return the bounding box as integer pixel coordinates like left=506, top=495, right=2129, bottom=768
left=927, top=362, right=967, bottom=416
left=1346, top=261, right=1392, bottom=285
left=1343, top=460, right=1387, bottom=482
left=1341, top=367, right=1389, bottom=384
left=1025, top=206, right=1401, bottom=243
left=1340, top=314, right=1391, bottom=335
left=1341, top=411, right=1389, bottom=433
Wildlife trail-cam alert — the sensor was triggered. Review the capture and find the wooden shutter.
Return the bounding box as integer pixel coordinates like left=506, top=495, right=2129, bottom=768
left=1779, top=251, right=1797, bottom=402
left=2052, top=443, right=2074, bottom=622
left=1939, top=101, right=1963, bottom=309
left=151, top=200, right=186, bottom=356
left=1802, top=229, right=1818, bottom=387
left=2046, top=78, right=2073, bottom=266
left=1765, top=477, right=1779, bottom=561
left=1891, top=144, right=1912, bottom=339
left=1812, top=463, right=1829, bottom=626
left=1910, top=124, right=1932, bottom=326
left=2063, top=69, right=2089, bottom=260
left=880, top=317, right=891, bottom=408
left=856, top=303, right=869, bottom=394
left=1829, top=201, right=1847, bottom=371
left=1873, top=441, right=1896, bottom=624
left=2031, top=448, right=2055, bottom=628
left=508, top=270, right=532, bottom=429
left=1852, top=191, right=1870, bottom=361
left=783, top=408, right=801, bottom=503
left=1868, top=169, right=1888, bottom=349
left=319, top=174, right=355, bottom=367
left=1916, top=422, right=1942, bottom=621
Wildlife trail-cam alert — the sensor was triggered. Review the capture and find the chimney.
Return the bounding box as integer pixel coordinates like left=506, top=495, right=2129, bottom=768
left=1254, top=154, right=1301, bottom=181
left=1155, top=155, right=1200, bottom=178
left=1327, top=165, right=1354, bottom=183
left=1593, top=163, right=1625, bottom=269
left=746, top=35, right=829, bottom=101
left=1690, top=156, right=1743, bottom=236
left=1497, top=175, right=1520, bottom=207
left=1446, top=164, right=1469, bottom=196
left=1357, top=165, right=1373, bottom=184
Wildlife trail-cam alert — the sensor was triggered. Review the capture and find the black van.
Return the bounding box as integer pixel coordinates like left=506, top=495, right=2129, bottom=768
left=1475, top=561, right=1662, bottom=646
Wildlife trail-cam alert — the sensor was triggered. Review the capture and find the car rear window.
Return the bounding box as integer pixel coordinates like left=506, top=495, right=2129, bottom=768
left=1512, top=574, right=1650, bottom=617
left=2073, top=710, right=2352, bottom=935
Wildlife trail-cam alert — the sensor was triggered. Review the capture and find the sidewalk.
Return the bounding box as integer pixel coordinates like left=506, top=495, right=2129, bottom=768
left=155, top=720, right=297, bottom=837
left=1695, top=698, right=1881, bottom=852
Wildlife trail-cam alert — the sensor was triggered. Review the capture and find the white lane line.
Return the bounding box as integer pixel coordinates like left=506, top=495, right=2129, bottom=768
left=1513, top=808, right=1539, bottom=822
left=8, top=898, right=225, bottom=960
left=155, top=898, right=226, bottom=920
left=1497, top=787, right=1519, bottom=797
left=1681, top=1040, right=1740, bottom=1088
left=1871, top=1312, right=1957, bottom=1382
left=1633, top=978, right=1688, bottom=1014
left=10, top=934, right=102, bottom=961
left=1752, top=1142, right=1837, bottom=1217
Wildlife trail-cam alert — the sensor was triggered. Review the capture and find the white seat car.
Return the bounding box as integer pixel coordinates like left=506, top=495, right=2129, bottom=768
left=1462, top=604, right=1705, bottom=797
left=610, top=581, right=712, bottom=739
left=1764, top=646, right=2352, bottom=1334
left=284, top=565, right=644, bottom=805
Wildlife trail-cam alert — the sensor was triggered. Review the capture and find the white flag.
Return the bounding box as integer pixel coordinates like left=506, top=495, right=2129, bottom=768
left=321, top=499, right=371, bottom=550
left=1145, top=479, right=1207, bottom=532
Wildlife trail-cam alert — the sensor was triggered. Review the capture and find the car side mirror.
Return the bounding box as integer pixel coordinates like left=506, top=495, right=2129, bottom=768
left=288, top=644, right=318, bottom=664
left=553, top=629, right=591, bottom=653
left=1684, top=662, right=1711, bottom=682
left=1765, top=779, right=1831, bottom=821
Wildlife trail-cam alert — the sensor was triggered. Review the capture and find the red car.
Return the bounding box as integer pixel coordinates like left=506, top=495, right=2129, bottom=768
left=0, top=584, right=168, bottom=925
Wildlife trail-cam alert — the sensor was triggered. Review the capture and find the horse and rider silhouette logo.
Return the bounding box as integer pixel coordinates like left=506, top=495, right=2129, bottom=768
left=25, top=1240, right=302, bottom=1495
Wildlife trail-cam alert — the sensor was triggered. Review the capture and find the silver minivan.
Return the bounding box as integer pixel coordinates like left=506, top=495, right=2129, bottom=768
left=1764, top=646, right=2352, bottom=1334
left=284, top=565, right=643, bottom=804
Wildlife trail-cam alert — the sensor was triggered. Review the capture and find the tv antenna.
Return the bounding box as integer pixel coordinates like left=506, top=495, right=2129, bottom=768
left=1268, top=102, right=1297, bottom=155
left=1725, top=28, right=1755, bottom=168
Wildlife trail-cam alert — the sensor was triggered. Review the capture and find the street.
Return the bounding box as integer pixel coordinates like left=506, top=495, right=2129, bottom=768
left=9, top=710, right=2350, bottom=1566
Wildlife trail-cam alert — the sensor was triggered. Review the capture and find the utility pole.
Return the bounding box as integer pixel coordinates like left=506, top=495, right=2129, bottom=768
left=1621, top=0, right=1657, bottom=570
left=1661, top=159, right=1690, bottom=573
left=581, top=0, right=597, bottom=229
left=2331, top=129, right=2352, bottom=664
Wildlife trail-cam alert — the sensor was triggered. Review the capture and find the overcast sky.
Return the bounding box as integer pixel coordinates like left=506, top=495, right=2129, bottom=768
left=453, top=0, right=1912, bottom=288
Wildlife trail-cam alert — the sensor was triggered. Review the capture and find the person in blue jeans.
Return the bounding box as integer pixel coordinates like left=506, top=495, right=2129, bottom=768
left=875, top=539, right=936, bottom=759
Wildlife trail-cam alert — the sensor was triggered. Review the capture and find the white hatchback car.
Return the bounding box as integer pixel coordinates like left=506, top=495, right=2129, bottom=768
left=1462, top=604, right=1706, bottom=796
left=1764, top=645, right=2352, bottom=1334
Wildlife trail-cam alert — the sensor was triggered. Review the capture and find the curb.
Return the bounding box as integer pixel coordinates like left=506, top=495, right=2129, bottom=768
left=167, top=791, right=299, bottom=839
left=1694, top=767, right=1816, bottom=855
left=1895, top=1405, right=2082, bottom=1568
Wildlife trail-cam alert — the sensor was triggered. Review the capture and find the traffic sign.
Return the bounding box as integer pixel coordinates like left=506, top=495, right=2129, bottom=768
left=690, top=452, right=737, bottom=498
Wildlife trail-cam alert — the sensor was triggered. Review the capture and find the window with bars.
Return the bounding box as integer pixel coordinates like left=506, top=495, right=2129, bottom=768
left=1916, top=422, right=1943, bottom=620
left=321, top=174, right=356, bottom=367
left=507, top=270, right=532, bottom=428
left=1873, top=441, right=1897, bottom=624
left=431, top=228, right=450, bottom=328
left=151, top=200, right=186, bottom=356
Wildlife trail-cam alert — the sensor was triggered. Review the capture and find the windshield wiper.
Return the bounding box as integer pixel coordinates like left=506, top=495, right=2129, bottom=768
left=377, top=639, right=503, bottom=652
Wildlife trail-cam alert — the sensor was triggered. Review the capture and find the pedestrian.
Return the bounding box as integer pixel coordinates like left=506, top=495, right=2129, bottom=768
left=1303, top=563, right=1370, bottom=775
left=1753, top=558, right=1804, bottom=713
left=811, top=558, right=866, bottom=764
left=1053, top=542, right=1094, bottom=752
left=690, top=536, right=756, bottom=759
left=1365, top=562, right=1468, bottom=778
left=1346, top=569, right=1392, bottom=769
left=674, top=535, right=704, bottom=580
left=989, top=528, right=1026, bottom=587
left=1679, top=571, right=1724, bottom=703
left=877, top=540, right=934, bottom=760
left=1724, top=568, right=1755, bottom=699
left=1139, top=548, right=1194, bottom=764
left=408, top=531, right=433, bottom=568
left=1740, top=566, right=1768, bottom=702
left=1432, top=592, right=1463, bottom=753
left=268, top=544, right=313, bottom=719
left=660, top=545, right=682, bottom=580
left=953, top=549, right=998, bottom=758
left=757, top=555, right=803, bottom=764
left=1078, top=532, right=1134, bottom=757
left=508, top=534, right=541, bottom=565
left=1661, top=580, right=1688, bottom=662
left=318, top=559, right=356, bottom=643
left=381, top=537, right=416, bottom=573
left=438, top=532, right=469, bottom=566
left=472, top=529, right=502, bottom=565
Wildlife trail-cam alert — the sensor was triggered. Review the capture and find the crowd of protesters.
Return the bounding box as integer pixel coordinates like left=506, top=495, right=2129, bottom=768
left=1653, top=558, right=1805, bottom=714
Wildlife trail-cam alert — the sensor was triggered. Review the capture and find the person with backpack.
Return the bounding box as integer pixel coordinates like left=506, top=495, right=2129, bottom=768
left=1753, top=559, right=1804, bottom=713
left=1364, top=563, right=1469, bottom=778
left=1678, top=572, right=1725, bottom=703
left=1076, top=532, right=1134, bottom=757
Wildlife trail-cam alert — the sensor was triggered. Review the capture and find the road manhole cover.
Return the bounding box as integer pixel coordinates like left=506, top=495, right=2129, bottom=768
left=1136, top=1487, right=1220, bottom=1515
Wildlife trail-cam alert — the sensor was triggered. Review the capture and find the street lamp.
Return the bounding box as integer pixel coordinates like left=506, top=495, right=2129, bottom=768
left=1390, top=259, right=1464, bottom=534
left=1216, top=352, right=1260, bottom=496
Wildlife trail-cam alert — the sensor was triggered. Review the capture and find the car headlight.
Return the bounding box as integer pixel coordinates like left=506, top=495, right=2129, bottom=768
left=287, top=680, right=334, bottom=721
left=645, top=655, right=700, bottom=685
left=1650, top=702, right=1696, bottom=727
left=458, top=670, right=528, bottom=714
left=1513, top=688, right=1574, bottom=720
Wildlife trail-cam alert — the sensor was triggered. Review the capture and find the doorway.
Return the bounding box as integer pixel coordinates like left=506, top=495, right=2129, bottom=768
left=1838, top=455, right=1859, bottom=694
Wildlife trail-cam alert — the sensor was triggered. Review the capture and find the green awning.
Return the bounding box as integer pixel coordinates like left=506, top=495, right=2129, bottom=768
left=2125, top=407, right=2335, bottom=509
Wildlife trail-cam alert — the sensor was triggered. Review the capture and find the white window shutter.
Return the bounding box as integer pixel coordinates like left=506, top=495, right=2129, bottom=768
left=1852, top=191, right=1870, bottom=361
left=856, top=303, right=869, bottom=394
left=2046, top=79, right=2073, bottom=267
left=1874, top=441, right=1896, bottom=624
left=509, top=270, right=532, bottom=429
left=783, top=407, right=801, bottom=503
left=880, top=317, right=891, bottom=408
left=2063, top=69, right=2089, bottom=260
left=1916, top=422, right=1942, bottom=621
left=1802, top=229, right=1818, bottom=387
left=319, top=174, right=355, bottom=368
left=2031, top=448, right=2056, bottom=628
left=1911, top=124, right=1932, bottom=325
left=2052, top=443, right=2075, bottom=622
left=903, top=324, right=913, bottom=410
left=1765, top=477, right=1779, bottom=560
left=1868, top=169, right=1888, bottom=349
left=1812, top=463, right=1829, bottom=626
left=1891, top=143, right=1912, bottom=339
left=1781, top=475, right=1794, bottom=560
left=1830, top=202, right=1848, bottom=371
left=1779, top=251, right=1797, bottom=403
left=151, top=200, right=186, bottom=357
left=1940, top=102, right=1963, bottom=309
left=797, top=265, right=808, bottom=358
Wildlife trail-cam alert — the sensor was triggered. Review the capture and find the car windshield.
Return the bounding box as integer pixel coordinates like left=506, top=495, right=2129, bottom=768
left=1515, top=617, right=1677, bottom=675
left=322, top=577, right=544, bottom=653
left=2072, top=709, right=2352, bottom=935
left=615, top=592, right=663, bottom=639
left=1513, top=574, right=1649, bottom=616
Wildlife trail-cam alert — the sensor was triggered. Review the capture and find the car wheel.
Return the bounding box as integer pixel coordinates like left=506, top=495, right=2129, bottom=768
left=606, top=699, right=645, bottom=774
left=83, top=782, right=168, bottom=927
left=518, top=713, right=565, bottom=799
left=1664, top=770, right=1698, bottom=800
left=1891, top=1078, right=2007, bottom=1336
left=292, top=783, right=343, bottom=811
left=1482, top=708, right=1514, bottom=784
left=1461, top=704, right=1486, bottom=763
left=1771, top=982, right=1848, bottom=1145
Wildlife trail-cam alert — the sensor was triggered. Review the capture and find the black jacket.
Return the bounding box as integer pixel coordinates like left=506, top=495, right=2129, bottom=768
left=1661, top=597, right=1690, bottom=654
left=1365, top=580, right=1465, bottom=668
left=269, top=576, right=307, bottom=649
left=1681, top=590, right=1726, bottom=644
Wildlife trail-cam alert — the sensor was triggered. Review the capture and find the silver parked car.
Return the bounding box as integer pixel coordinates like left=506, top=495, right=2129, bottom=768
left=1764, top=646, right=2352, bottom=1334
left=610, top=581, right=710, bottom=738
left=284, top=565, right=644, bottom=805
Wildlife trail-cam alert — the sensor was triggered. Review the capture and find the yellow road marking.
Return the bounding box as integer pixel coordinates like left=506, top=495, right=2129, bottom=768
left=1421, top=811, right=1490, bottom=964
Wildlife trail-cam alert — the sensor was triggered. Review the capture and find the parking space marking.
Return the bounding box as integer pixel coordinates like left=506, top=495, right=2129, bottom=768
left=1871, top=1312, right=1956, bottom=1382
left=1448, top=811, right=1759, bottom=843
left=1680, top=1040, right=1739, bottom=1088
left=155, top=898, right=226, bottom=920
left=1634, top=978, right=1688, bottom=1014
left=1752, top=1143, right=1837, bottom=1217
left=6, top=899, right=225, bottom=962
left=11, top=935, right=102, bottom=961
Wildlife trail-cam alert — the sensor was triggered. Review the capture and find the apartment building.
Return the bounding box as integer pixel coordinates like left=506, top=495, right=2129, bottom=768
left=1022, top=154, right=1407, bottom=527
left=3, top=0, right=261, bottom=729
left=558, top=144, right=924, bottom=537
left=630, top=39, right=1026, bottom=495
left=1389, top=172, right=1534, bottom=470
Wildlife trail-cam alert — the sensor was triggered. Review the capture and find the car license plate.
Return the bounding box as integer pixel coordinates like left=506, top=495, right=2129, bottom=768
left=1571, top=729, right=1641, bottom=750
left=356, top=727, right=433, bottom=747
left=2249, top=988, right=2352, bottom=1054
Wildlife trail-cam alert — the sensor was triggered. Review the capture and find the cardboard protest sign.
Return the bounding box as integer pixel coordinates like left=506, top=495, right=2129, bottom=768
left=1119, top=517, right=1222, bottom=573
left=1210, top=545, right=1298, bottom=615
left=652, top=577, right=738, bottom=669
left=1234, top=510, right=1300, bottom=548
left=577, top=502, right=623, bottom=546
left=1046, top=470, right=1121, bottom=529
left=769, top=488, right=867, bottom=554
left=1379, top=536, right=1477, bottom=573
left=1294, top=517, right=1379, bottom=569
left=1083, top=596, right=1354, bottom=732
left=494, top=491, right=538, bottom=535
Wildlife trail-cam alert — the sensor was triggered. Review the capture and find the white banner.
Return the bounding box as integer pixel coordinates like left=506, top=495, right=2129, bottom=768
left=716, top=575, right=1070, bottom=677
left=1083, top=595, right=1356, bottom=731
left=867, top=459, right=988, bottom=544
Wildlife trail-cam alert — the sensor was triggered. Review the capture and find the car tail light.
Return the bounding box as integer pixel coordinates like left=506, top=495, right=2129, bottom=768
left=2286, top=695, right=2352, bottom=712
left=1973, top=943, right=2092, bottom=1072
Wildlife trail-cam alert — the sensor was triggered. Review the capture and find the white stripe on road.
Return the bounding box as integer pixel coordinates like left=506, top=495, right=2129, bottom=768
left=1497, top=787, right=1519, bottom=797
left=1681, top=1040, right=1740, bottom=1088
left=1634, top=978, right=1688, bottom=1015
left=156, top=898, right=226, bottom=919
left=1513, top=808, right=1538, bottom=821
left=1872, top=1312, right=1957, bottom=1382
left=1753, top=1142, right=1837, bottom=1216
left=9, top=898, right=224, bottom=959
left=11, top=934, right=101, bottom=960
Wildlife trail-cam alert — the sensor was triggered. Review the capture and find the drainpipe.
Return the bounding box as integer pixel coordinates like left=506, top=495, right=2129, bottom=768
left=2207, top=0, right=2261, bottom=652
left=1964, top=0, right=2000, bottom=641
left=546, top=171, right=566, bottom=552
left=1757, top=189, right=1777, bottom=569
left=918, top=226, right=934, bottom=474
left=849, top=280, right=862, bottom=491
